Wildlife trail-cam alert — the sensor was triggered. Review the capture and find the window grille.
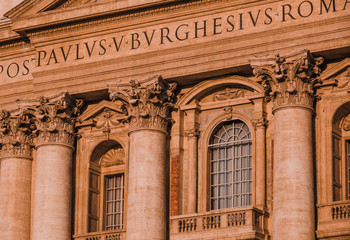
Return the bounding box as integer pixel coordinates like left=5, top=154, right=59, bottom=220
left=209, top=120, right=252, bottom=210
left=105, top=174, right=124, bottom=230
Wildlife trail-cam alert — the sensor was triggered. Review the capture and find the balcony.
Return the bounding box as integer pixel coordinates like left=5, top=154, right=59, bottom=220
left=73, top=230, right=126, bottom=240
left=170, top=207, right=268, bottom=240
left=317, top=200, right=350, bottom=239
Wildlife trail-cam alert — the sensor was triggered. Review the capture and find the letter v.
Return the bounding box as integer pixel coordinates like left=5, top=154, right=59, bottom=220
left=143, top=30, right=156, bottom=46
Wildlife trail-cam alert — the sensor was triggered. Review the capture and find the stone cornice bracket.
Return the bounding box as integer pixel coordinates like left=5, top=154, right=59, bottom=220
left=184, top=125, right=200, bottom=139
left=0, top=110, right=35, bottom=159
left=108, top=75, right=178, bottom=133
left=17, top=92, right=84, bottom=148
left=249, top=49, right=324, bottom=112
left=252, top=117, right=268, bottom=130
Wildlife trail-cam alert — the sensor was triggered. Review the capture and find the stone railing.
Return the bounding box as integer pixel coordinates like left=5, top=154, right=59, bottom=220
left=170, top=207, right=266, bottom=239
left=332, top=203, right=350, bottom=220
left=317, top=200, right=350, bottom=239
left=73, top=230, right=126, bottom=240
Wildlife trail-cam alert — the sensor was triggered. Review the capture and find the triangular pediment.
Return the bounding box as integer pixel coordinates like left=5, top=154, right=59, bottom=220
left=320, top=58, right=350, bottom=81
left=318, top=58, right=350, bottom=89
left=77, top=100, right=125, bottom=123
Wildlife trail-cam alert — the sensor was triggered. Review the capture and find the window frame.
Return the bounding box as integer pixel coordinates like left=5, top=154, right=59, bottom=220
left=87, top=143, right=127, bottom=233
left=199, top=113, right=256, bottom=213
left=208, top=120, right=253, bottom=210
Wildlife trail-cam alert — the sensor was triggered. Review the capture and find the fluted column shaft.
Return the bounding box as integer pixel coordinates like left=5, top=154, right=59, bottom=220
left=250, top=50, right=323, bottom=240
left=109, top=75, right=177, bottom=240
left=0, top=111, right=34, bottom=240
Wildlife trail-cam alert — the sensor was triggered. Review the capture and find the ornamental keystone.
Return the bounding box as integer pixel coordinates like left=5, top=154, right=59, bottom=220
left=108, top=75, right=177, bottom=132
left=249, top=49, right=324, bottom=112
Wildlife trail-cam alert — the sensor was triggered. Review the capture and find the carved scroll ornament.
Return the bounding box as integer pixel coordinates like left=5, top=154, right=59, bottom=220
left=109, top=75, right=177, bottom=132
left=249, top=49, right=323, bottom=112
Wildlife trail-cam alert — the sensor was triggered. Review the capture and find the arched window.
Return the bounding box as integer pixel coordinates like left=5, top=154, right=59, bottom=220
left=332, top=107, right=350, bottom=201
left=209, top=120, right=252, bottom=210
left=89, top=140, right=126, bottom=232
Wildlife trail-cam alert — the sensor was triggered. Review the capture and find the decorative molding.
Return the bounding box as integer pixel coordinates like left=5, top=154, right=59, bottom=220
left=223, top=106, right=234, bottom=120
left=336, top=67, right=350, bottom=90
left=0, top=110, right=35, bottom=159
left=252, top=117, right=268, bottom=129
left=213, top=88, right=246, bottom=101
left=109, top=75, right=177, bottom=133
left=17, top=92, right=84, bottom=147
left=28, top=0, right=224, bottom=37
left=343, top=114, right=350, bottom=131
left=57, top=0, right=100, bottom=9
left=94, top=108, right=124, bottom=139
left=99, top=147, right=125, bottom=167
left=249, top=49, right=324, bottom=112
left=184, top=126, right=200, bottom=138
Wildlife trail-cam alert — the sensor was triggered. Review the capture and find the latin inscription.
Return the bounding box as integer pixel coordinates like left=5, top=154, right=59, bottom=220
left=1, top=0, right=349, bottom=80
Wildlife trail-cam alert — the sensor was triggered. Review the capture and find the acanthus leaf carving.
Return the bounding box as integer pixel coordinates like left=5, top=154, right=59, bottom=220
left=108, top=75, right=177, bottom=132
left=0, top=110, right=35, bottom=159
left=249, top=49, right=324, bottom=111
left=28, top=92, right=84, bottom=147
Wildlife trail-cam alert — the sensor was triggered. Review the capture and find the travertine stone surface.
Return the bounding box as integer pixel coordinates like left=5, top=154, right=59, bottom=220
left=0, top=109, right=34, bottom=240
left=29, top=92, right=82, bottom=240
left=0, top=157, right=32, bottom=240
left=127, top=130, right=167, bottom=240
left=32, top=144, right=74, bottom=240
left=111, top=76, right=177, bottom=239
left=250, top=50, right=323, bottom=239
left=253, top=118, right=267, bottom=209
left=273, top=107, right=314, bottom=239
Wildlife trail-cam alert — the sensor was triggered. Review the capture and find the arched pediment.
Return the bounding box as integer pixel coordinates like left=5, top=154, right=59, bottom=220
left=177, top=75, right=264, bottom=106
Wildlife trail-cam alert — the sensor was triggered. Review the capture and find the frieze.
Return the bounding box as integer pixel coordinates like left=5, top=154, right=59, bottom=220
left=109, top=75, right=177, bottom=133
left=1, top=0, right=349, bottom=81
left=249, top=49, right=324, bottom=112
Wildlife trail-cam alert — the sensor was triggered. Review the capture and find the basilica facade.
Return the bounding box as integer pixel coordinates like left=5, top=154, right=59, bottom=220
left=0, top=0, right=349, bottom=239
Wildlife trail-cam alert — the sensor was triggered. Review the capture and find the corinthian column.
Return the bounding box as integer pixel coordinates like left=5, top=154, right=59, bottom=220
left=30, top=93, right=83, bottom=240
left=0, top=110, right=34, bottom=240
left=109, top=75, right=177, bottom=240
left=250, top=50, right=323, bottom=240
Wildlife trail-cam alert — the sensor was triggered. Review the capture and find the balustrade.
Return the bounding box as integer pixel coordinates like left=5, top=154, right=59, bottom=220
left=74, top=230, right=125, bottom=240
left=171, top=207, right=266, bottom=238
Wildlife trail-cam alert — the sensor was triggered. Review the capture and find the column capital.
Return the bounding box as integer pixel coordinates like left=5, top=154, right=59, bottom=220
left=249, top=49, right=324, bottom=112
left=109, top=75, right=177, bottom=133
left=17, top=92, right=84, bottom=148
left=0, top=110, right=35, bottom=159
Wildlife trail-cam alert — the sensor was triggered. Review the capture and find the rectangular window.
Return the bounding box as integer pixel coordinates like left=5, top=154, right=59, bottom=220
left=105, top=174, right=124, bottom=230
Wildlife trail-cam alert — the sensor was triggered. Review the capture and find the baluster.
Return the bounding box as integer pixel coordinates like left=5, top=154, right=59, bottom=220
left=194, top=218, right=197, bottom=231
left=179, top=220, right=182, bottom=233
